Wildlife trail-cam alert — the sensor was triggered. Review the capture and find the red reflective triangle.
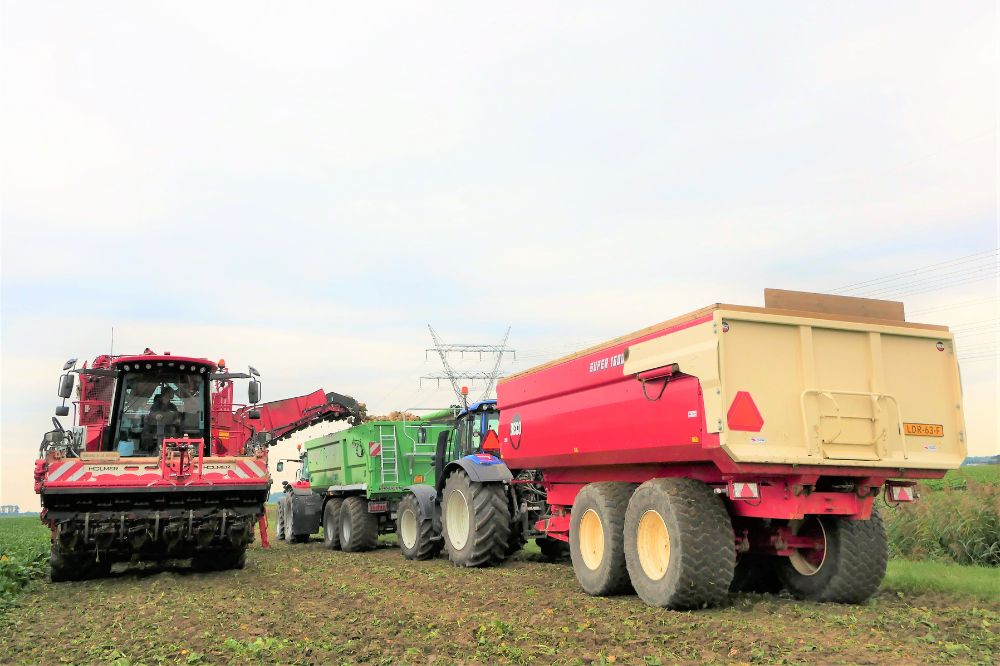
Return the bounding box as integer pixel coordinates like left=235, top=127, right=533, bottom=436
left=727, top=391, right=764, bottom=432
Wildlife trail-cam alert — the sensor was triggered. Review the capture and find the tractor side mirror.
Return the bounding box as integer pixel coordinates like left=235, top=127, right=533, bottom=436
left=276, top=461, right=284, bottom=473
left=248, top=409, right=261, bottom=420
left=44, top=432, right=59, bottom=444
left=248, top=380, right=261, bottom=405
left=55, top=405, right=70, bottom=417
left=57, top=373, right=75, bottom=399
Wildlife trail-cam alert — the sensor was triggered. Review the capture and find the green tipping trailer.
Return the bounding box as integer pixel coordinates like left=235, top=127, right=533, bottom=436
left=275, top=419, right=453, bottom=555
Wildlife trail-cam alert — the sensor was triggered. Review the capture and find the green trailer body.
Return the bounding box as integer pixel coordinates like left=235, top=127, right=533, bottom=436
left=305, top=420, right=452, bottom=498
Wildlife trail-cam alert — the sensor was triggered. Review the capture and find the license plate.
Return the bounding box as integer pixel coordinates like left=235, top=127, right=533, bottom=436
left=367, top=501, right=389, bottom=513
left=904, top=423, right=944, bottom=437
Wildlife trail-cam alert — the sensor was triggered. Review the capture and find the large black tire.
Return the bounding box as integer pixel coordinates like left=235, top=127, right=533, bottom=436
left=729, top=553, right=781, bottom=594
left=441, top=470, right=510, bottom=567
left=776, top=510, right=888, bottom=604
left=397, top=494, right=442, bottom=560
left=623, top=478, right=735, bottom=609
left=193, top=546, right=247, bottom=572
left=339, top=496, right=378, bottom=552
left=49, top=547, right=83, bottom=582
left=506, top=519, right=527, bottom=556
left=730, top=553, right=782, bottom=594
left=569, top=482, right=636, bottom=596
left=275, top=502, right=285, bottom=540
left=322, top=499, right=343, bottom=550
left=537, top=536, right=570, bottom=562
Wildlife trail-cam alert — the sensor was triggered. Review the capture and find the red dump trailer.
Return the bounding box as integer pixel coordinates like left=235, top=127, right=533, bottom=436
left=430, top=290, right=966, bottom=609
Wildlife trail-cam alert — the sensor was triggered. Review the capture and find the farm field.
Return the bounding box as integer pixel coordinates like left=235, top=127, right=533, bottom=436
left=1, top=511, right=998, bottom=665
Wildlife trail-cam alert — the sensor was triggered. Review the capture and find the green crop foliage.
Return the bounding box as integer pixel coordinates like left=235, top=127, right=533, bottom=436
left=883, top=467, right=1000, bottom=566
left=0, top=516, right=50, bottom=618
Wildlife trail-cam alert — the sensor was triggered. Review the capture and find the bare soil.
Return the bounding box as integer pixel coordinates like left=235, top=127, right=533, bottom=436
left=1, top=527, right=997, bottom=665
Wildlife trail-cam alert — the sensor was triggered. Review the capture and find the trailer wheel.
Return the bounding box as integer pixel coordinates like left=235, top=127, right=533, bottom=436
left=323, top=499, right=343, bottom=550
left=397, top=494, right=441, bottom=560
left=776, top=510, right=888, bottom=604
left=623, top=478, right=734, bottom=609
left=339, top=496, right=378, bottom=552
left=441, top=470, right=510, bottom=567
left=537, top=536, right=570, bottom=562
left=569, top=482, right=636, bottom=596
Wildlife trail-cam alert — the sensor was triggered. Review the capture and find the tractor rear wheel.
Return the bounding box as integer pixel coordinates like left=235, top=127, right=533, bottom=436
left=339, top=496, right=378, bottom=552
left=623, top=478, right=735, bottom=609
left=397, top=494, right=441, bottom=560
left=323, top=499, right=343, bottom=550
left=569, top=482, right=636, bottom=596
left=776, top=510, right=888, bottom=603
left=441, top=470, right=510, bottom=567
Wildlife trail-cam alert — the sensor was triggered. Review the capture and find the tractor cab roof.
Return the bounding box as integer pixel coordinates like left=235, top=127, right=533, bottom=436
left=457, top=399, right=498, bottom=419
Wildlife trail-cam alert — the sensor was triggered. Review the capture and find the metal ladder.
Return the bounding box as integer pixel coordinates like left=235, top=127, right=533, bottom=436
left=379, top=425, right=399, bottom=484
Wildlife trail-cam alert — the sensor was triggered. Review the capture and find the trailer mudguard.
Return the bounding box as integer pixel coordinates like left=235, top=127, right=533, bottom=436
left=440, top=454, right=513, bottom=490
left=405, top=484, right=438, bottom=519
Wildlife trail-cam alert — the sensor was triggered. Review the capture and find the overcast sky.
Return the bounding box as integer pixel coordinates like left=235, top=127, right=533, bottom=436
left=2, top=2, right=997, bottom=509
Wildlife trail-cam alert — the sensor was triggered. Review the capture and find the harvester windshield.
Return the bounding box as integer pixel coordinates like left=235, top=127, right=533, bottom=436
left=113, top=370, right=208, bottom=456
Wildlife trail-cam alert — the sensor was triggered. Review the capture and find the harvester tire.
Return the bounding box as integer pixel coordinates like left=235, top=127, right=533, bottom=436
left=397, top=494, right=441, bottom=560
left=339, top=496, right=378, bottom=552
left=537, top=536, right=570, bottom=561
left=623, top=478, right=735, bottom=609
left=776, top=509, right=888, bottom=604
left=49, top=547, right=84, bottom=582
left=730, top=553, right=781, bottom=594
left=441, top=470, right=510, bottom=567
left=193, top=546, right=246, bottom=572
left=323, top=498, right=343, bottom=550
left=569, top=482, right=636, bottom=596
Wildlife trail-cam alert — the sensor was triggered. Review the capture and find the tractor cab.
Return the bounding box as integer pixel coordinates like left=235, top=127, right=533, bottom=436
left=454, top=400, right=501, bottom=456
left=434, top=400, right=501, bottom=480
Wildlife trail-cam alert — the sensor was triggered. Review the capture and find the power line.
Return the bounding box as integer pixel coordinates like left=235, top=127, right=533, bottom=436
left=855, top=262, right=997, bottom=298
left=422, top=325, right=514, bottom=408
left=909, top=297, right=999, bottom=316
left=829, top=248, right=998, bottom=294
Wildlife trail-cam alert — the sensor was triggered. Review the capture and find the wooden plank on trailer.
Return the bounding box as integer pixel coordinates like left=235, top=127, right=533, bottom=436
left=764, top=288, right=905, bottom=322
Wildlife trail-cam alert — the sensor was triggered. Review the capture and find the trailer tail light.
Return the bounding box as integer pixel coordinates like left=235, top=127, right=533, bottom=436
left=368, top=501, right=389, bottom=513
left=886, top=482, right=917, bottom=503
left=728, top=481, right=760, bottom=500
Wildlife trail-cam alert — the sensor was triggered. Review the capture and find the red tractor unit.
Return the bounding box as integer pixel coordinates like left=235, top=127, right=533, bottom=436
left=427, top=290, right=966, bottom=608
left=35, top=350, right=359, bottom=580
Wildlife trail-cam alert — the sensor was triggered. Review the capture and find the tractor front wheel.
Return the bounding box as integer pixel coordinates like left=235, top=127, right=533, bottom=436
left=441, top=471, right=510, bottom=567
